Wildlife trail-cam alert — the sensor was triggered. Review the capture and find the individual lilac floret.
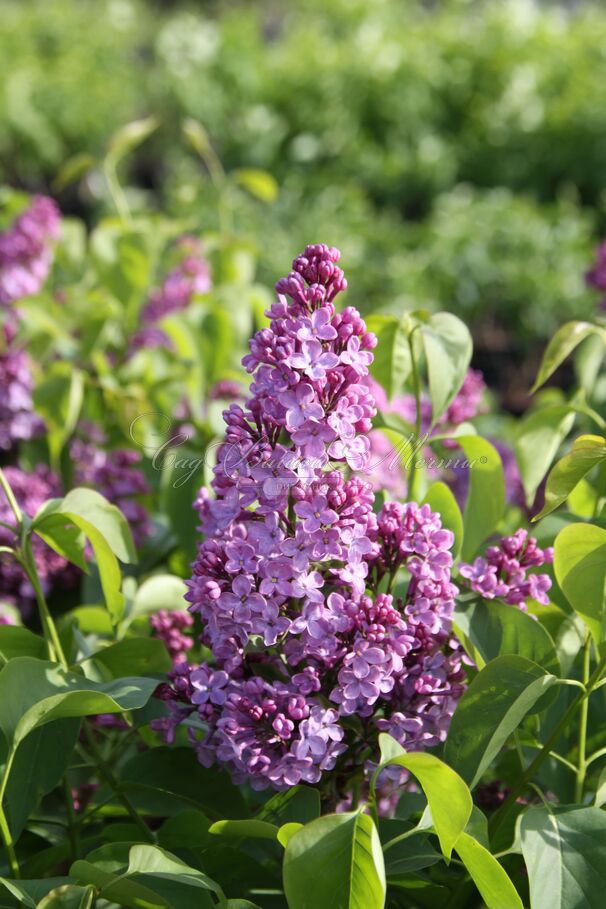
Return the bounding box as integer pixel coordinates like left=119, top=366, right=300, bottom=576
left=0, top=196, right=61, bottom=305
left=0, top=465, right=76, bottom=607
left=0, top=321, right=44, bottom=450
left=459, top=529, right=553, bottom=610
left=150, top=609, right=194, bottom=665
left=71, top=429, right=151, bottom=546
left=152, top=244, right=466, bottom=796
left=130, top=236, right=211, bottom=351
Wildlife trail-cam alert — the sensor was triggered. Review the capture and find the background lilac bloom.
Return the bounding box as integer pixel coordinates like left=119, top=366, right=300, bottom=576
left=0, top=196, right=61, bottom=306
left=130, top=236, right=211, bottom=352
left=0, top=321, right=44, bottom=451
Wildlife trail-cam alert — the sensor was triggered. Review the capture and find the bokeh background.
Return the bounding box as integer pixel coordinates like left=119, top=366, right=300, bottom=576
left=2, top=0, right=605, bottom=406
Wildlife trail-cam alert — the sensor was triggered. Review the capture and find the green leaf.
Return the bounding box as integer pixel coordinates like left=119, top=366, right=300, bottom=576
left=119, top=747, right=248, bottom=820
left=375, top=736, right=472, bottom=859
left=0, top=657, right=156, bottom=751
left=37, top=884, right=95, bottom=909
left=5, top=719, right=81, bottom=838
left=34, top=488, right=135, bottom=564
left=105, top=116, right=159, bottom=169
left=158, top=810, right=211, bottom=850
left=283, top=810, right=386, bottom=909
left=34, top=488, right=136, bottom=624
left=256, top=786, right=321, bottom=826
left=92, top=637, right=172, bottom=677
left=277, top=823, right=303, bottom=848
left=53, top=152, right=96, bottom=192
left=420, top=312, right=472, bottom=425
left=554, top=522, right=606, bottom=645
left=515, top=405, right=575, bottom=505
left=132, top=575, right=188, bottom=616
left=444, top=655, right=559, bottom=788
left=366, top=314, right=411, bottom=399
left=454, top=436, right=505, bottom=561
left=423, top=482, right=464, bottom=559
left=532, top=321, right=606, bottom=393
left=34, top=515, right=87, bottom=570
left=0, top=877, right=72, bottom=908
left=208, top=819, right=278, bottom=840
left=454, top=832, right=523, bottom=909
left=534, top=435, right=606, bottom=521
left=233, top=169, right=278, bottom=202
left=520, top=806, right=606, bottom=909
left=453, top=599, right=560, bottom=676
left=0, top=626, right=47, bottom=664
left=33, top=364, right=85, bottom=466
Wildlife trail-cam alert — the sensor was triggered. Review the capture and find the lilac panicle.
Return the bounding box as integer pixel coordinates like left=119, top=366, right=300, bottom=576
left=130, top=236, right=211, bottom=352
left=459, top=529, right=553, bottom=610
left=0, top=196, right=61, bottom=306
left=0, top=321, right=44, bottom=451
left=155, top=244, right=465, bottom=794
left=150, top=609, right=194, bottom=665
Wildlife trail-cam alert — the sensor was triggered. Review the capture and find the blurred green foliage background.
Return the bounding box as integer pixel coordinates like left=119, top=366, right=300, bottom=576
left=2, top=0, right=605, bottom=402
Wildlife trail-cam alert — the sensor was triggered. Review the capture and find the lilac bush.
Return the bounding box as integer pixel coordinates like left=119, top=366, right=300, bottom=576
left=0, top=196, right=61, bottom=306
left=156, top=244, right=466, bottom=796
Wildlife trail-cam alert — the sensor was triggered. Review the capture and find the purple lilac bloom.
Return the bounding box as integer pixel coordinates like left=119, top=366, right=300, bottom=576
left=459, top=529, right=553, bottom=610
left=0, top=465, right=76, bottom=607
left=71, top=430, right=151, bottom=546
left=0, top=320, right=44, bottom=450
left=0, top=196, right=61, bottom=306
left=150, top=609, right=194, bottom=665
left=152, top=244, right=466, bottom=794
left=130, top=236, right=211, bottom=352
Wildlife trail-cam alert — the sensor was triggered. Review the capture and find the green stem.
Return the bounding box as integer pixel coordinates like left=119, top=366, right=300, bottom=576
left=104, top=162, right=132, bottom=226
left=407, top=330, right=422, bottom=501
left=0, top=468, right=22, bottom=525
left=81, top=727, right=154, bottom=843
left=0, top=748, right=19, bottom=878
left=575, top=634, right=591, bottom=803
left=491, top=650, right=606, bottom=837
left=21, top=538, right=68, bottom=670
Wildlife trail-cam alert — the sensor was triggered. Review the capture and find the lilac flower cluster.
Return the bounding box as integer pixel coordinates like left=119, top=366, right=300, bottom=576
left=586, top=240, right=606, bottom=308
left=71, top=428, right=151, bottom=546
left=0, top=465, right=76, bottom=607
left=0, top=196, right=61, bottom=306
left=459, top=529, right=553, bottom=610
left=0, top=321, right=43, bottom=451
left=155, top=244, right=466, bottom=793
left=130, top=236, right=212, bottom=352
left=150, top=609, right=194, bottom=665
